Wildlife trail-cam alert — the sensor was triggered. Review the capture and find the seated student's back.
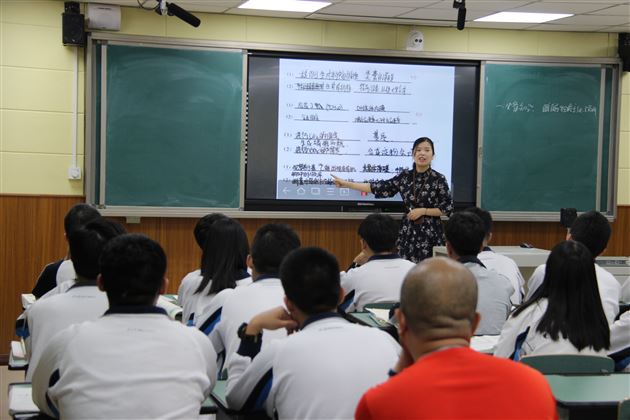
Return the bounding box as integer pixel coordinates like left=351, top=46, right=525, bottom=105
left=32, top=234, right=217, bottom=419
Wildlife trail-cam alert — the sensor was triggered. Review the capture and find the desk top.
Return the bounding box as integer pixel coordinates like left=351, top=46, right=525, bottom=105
left=212, top=379, right=228, bottom=409
left=433, top=246, right=550, bottom=267
left=544, top=374, right=630, bottom=407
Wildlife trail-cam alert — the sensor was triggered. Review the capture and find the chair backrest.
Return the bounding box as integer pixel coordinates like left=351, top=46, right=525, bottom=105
left=520, top=354, right=614, bottom=374
left=619, top=398, right=630, bottom=420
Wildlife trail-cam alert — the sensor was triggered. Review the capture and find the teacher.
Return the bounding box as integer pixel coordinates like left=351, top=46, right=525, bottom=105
left=332, top=137, right=453, bottom=263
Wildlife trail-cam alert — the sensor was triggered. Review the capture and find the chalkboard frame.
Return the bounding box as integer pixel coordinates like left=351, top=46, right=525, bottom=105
left=84, top=32, right=622, bottom=221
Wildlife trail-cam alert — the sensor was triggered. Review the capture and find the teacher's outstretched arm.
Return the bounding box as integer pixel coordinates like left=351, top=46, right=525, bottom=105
left=331, top=174, right=372, bottom=194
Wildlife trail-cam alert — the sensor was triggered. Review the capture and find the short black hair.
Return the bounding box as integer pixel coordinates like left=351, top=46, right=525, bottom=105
left=99, top=234, right=166, bottom=306
left=194, top=213, right=228, bottom=250
left=280, top=247, right=340, bottom=315
left=465, top=207, right=492, bottom=239
left=69, top=218, right=126, bottom=280
left=251, top=224, right=301, bottom=275
left=444, top=211, right=485, bottom=257
left=358, top=213, right=399, bottom=253
left=569, top=211, right=611, bottom=258
left=412, top=137, right=435, bottom=155
left=64, top=203, right=101, bottom=236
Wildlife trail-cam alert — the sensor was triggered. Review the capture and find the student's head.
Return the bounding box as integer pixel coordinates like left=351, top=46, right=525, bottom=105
left=358, top=213, right=399, bottom=253
left=280, top=247, right=341, bottom=316
left=69, top=219, right=126, bottom=281
left=64, top=203, right=101, bottom=236
left=250, top=223, right=301, bottom=276
left=98, top=234, right=167, bottom=307
left=521, top=240, right=609, bottom=351
left=465, top=207, right=492, bottom=242
left=398, top=257, right=478, bottom=352
left=444, top=211, right=485, bottom=257
left=194, top=213, right=228, bottom=250
left=568, top=210, right=611, bottom=258
left=196, top=218, right=249, bottom=295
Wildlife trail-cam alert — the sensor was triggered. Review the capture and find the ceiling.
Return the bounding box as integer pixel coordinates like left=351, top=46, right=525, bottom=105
left=87, top=0, right=630, bottom=32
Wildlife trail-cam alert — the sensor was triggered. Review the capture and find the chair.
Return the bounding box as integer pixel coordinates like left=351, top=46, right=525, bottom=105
left=619, top=398, right=630, bottom=420
left=520, top=354, right=614, bottom=374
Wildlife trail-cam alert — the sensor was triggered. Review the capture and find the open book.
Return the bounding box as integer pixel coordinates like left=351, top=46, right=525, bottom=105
left=156, top=295, right=182, bottom=321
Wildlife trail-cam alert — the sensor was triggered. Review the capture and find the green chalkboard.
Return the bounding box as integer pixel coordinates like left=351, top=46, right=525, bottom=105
left=103, top=44, right=243, bottom=207
left=480, top=64, right=604, bottom=212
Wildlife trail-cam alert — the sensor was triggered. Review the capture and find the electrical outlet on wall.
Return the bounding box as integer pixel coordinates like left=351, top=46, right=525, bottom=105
left=68, top=165, right=82, bottom=180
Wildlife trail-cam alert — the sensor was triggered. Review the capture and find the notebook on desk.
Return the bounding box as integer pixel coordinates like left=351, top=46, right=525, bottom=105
left=8, top=383, right=39, bottom=416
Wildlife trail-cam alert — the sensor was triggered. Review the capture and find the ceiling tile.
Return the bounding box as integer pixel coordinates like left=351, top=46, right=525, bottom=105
left=509, top=2, right=613, bottom=14
left=341, top=0, right=440, bottom=6
left=317, top=3, right=416, bottom=17
left=551, top=13, right=629, bottom=24
left=465, top=21, right=535, bottom=30
left=398, top=7, right=489, bottom=20
left=589, top=4, right=630, bottom=14
left=426, top=0, right=532, bottom=11
left=528, top=23, right=611, bottom=31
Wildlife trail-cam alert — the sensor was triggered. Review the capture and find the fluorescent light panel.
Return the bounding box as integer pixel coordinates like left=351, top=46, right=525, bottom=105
left=475, top=12, right=573, bottom=24
left=238, top=0, right=331, bottom=13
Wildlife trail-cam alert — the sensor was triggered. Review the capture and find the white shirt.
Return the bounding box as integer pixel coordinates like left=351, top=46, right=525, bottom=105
left=226, top=314, right=400, bottom=419
left=494, top=299, right=608, bottom=359
left=620, top=276, right=630, bottom=302
left=340, top=254, right=414, bottom=312
left=178, top=269, right=252, bottom=326
left=478, top=249, right=525, bottom=305
left=526, top=263, right=620, bottom=324
left=32, top=307, right=217, bottom=419
left=463, top=261, right=513, bottom=335
left=207, top=276, right=287, bottom=375
left=56, top=259, right=76, bottom=287
left=609, top=311, right=630, bottom=372
left=24, top=283, right=108, bottom=381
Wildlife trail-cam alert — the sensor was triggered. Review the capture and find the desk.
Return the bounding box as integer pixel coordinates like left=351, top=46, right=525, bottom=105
left=211, top=380, right=270, bottom=420
left=544, top=373, right=630, bottom=420
left=433, top=245, right=550, bottom=284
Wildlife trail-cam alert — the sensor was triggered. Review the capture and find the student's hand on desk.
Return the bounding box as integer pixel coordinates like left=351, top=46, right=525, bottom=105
left=247, top=306, right=298, bottom=336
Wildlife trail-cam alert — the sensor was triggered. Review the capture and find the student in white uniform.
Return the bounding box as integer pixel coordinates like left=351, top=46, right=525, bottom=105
left=202, top=223, right=301, bottom=376
left=178, top=212, right=228, bottom=324
left=340, top=213, right=415, bottom=312
left=23, top=219, right=124, bottom=380
left=444, top=211, right=514, bottom=335
left=184, top=218, right=251, bottom=326
left=609, top=311, right=630, bottom=372
left=525, top=211, right=620, bottom=324
left=495, top=241, right=610, bottom=359
left=32, top=234, right=217, bottom=419
left=31, top=203, right=101, bottom=297
left=466, top=207, right=524, bottom=305
left=226, top=247, right=400, bottom=419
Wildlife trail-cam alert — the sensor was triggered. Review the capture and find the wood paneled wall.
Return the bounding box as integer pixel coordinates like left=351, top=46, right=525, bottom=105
left=2, top=194, right=629, bottom=355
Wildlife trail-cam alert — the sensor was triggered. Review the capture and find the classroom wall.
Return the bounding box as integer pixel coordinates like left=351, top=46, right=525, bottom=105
left=1, top=0, right=630, bottom=356
left=1, top=0, right=629, bottom=200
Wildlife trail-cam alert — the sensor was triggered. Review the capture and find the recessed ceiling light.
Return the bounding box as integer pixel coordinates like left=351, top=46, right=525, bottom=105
left=238, top=0, right=331, bottom=13
left=475, top=12, right=573, bottom=24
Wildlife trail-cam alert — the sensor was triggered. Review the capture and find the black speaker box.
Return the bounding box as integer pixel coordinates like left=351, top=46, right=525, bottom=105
left=62, top=10, right=85, bottom=46
left=619, top=33, right=630, bottom=72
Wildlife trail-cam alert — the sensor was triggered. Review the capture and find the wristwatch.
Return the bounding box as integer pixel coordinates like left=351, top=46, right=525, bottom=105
left=237, top=322, right=262, bottom=343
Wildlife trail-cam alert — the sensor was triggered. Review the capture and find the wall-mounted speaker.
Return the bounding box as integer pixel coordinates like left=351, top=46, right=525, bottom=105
left=62, top=2, right=85, bottom=46
left=619, top=33, right=630, bottom=72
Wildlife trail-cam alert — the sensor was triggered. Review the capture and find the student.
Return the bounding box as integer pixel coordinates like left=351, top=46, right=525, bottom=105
left=339, top=213, right=414, bottom=312
left=225, top=247, right=400, bottom=418
left=466, top=206, right=524, bottom=304
left=355, top=257, right=557, bottom=420
left=525, top=210, right=620, bottom=324
left=32, top=234, right=217, bottom=419
left=31, top=203, right=102, bottom=297
left=201, top=223, right=300, bottom=375
left=494, top=241, right=610, bottom=359
left=178, top=212, right=229, bottom=324
left=444, top=211, right=513, bottom=335
left=609, top=311, right=630, bottom=372
left=183, top=218, right=251, bottom=325
left=23, top=219, right=123, bottom=380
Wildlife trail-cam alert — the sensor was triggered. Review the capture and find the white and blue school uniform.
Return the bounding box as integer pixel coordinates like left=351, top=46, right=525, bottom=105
left=339, top=253, right=414, bottom=312
left=225, top=313, right=400, bottom=419
left=32, top=306, right=216, bottom=419
left=609, top=311, right=630, bottom=372
left=478, top=246, right=524, bottom=305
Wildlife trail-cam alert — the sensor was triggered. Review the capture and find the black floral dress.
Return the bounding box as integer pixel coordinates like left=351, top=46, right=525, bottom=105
left=370, top=168, right=453, bottom=263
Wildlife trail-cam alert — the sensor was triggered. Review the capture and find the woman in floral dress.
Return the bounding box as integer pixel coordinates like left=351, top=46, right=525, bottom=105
left=332, top=137, right=453, bottom=262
